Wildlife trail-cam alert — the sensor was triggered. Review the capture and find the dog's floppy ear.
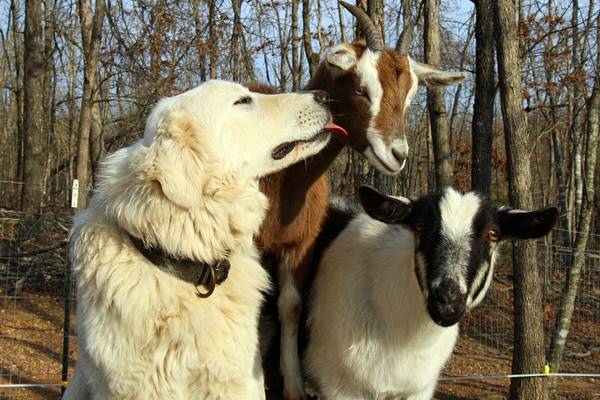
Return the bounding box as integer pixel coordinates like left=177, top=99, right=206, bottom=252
left=148, top=114, right=207, bottom=209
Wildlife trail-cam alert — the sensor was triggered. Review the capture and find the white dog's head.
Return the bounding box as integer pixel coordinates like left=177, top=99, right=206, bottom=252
left=140, top=80, right=345, bottom=209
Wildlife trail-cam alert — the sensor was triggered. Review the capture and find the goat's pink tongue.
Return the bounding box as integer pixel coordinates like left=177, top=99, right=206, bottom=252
left=324, top=121, right=348, bottom=136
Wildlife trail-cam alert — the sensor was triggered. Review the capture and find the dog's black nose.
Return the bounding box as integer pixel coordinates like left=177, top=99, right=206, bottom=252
left=312, top=90, right=329, bottom=104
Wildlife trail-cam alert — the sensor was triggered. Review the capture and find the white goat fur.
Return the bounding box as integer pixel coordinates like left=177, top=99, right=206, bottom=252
left=304, top=213, right=458, bottom=400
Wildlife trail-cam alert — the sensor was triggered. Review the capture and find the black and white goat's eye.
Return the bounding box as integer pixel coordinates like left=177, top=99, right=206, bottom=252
left=234, top=96, right=252, bottom=106
left=414, top=222, right=425, bottom=232
left=486, top=229, right=499, bottom=242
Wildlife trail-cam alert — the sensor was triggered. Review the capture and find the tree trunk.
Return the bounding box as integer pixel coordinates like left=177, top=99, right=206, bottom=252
left=192, top=0, right=207, bottom=82
left=89, top=94, right=104, bottom=180
left=22, top=0, right=47, bottom=213
left=149, top=1, right=165, bottom=93
left=11, top=0, right=24, bottom=188
left=230, top=0, right=242, bottom=81
left=0, top=55, right=15, bottom=201
left=276, top=5, right=288, bottom=91
left=548, top=16, right=600, bottom=383
left=291, top=0, right=300, bottom=90
left=494, top=1, right=549, bottom=398
left=424, top=0, right=452, bottom=189
left=303, top=0, right=320, bottom=77
left=570, top=0, right=583, bottom=225
left=471, top=0, right=495, bottom=196
left=76, top=0, right=105, bottom=211
left=367, top=0, right=384, bottom=38
left=208, top=0, right=217, bottom=79
left=337, top=1, right=347, bottom=43
left=43, top=0, right=56, bottom=204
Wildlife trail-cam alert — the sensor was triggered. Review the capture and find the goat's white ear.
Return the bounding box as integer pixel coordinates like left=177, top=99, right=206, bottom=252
left=497, top=206, right=558, bottom=240
left=147, top=115, right=207, bottom=209
left=358, top=185, right=412, bottom=224
left=410, top=59, right=466, bottom=87
left=326, top=45, right=358, bottom=71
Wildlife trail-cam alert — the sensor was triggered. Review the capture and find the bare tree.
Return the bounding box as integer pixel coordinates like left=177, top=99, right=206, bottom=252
left=548, top=12, right=600, bottom=383
left=192, top=0, right=207, bottom=82
left=208, top=0, right=217, bottom=79
left=494, top=0, right=549, bottom=398
left=76, top=0, right=105, bottom=211
left=302, top=0, right=320, bottom=77
left=424, top=0, right=452, bottom=189
left=21, top=0, right=47, bottom=212
left=471, top=0, right=495, bottom=196
left=337, top=1, right=347, bottom=43
left=230, top=0, right=243, bottom=81
left=11, top=0, right=24, bottom=185
left=291, top=0, right=300, bottom=90
left=367, top=0, right=384, bottom=37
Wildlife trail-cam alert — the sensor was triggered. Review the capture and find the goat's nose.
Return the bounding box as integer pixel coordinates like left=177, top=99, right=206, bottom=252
left=432, top=281, right=461, bottom=306
left=392, top=146, right=408, bottom=164
left=312, top=90, right=329, bottom=104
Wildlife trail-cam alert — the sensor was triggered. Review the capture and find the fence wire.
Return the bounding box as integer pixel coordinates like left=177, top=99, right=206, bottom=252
left=0, top=181, right=598, bottom=399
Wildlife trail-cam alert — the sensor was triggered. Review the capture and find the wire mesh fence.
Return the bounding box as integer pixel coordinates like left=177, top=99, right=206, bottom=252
left=0, top=182, right=75, bottom=400
left=0, top=180, right=598, bottom=399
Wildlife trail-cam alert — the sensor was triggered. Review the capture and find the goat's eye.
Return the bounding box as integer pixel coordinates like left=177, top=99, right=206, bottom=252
left=486, top=229, right=499, bottom=242
left=414, top=222, right=425, bottom=232
left=354, top=87, right=367, bottom=97
left=234, top=96, right=252, bottom=105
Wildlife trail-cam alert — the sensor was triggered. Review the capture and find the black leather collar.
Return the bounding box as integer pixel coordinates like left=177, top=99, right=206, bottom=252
left=127, top=233, right=230, bottom=298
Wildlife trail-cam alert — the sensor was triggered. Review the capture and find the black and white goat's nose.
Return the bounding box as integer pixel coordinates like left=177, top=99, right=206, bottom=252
left=312, top=90, right=329, bottom=104
left=427, top=280, right=466, bottom=327
left=432, top=281, right=461, bottom=306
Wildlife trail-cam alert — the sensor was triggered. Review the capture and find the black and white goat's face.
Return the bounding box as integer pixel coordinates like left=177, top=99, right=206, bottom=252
left=358, top=185, right=558, bottom=328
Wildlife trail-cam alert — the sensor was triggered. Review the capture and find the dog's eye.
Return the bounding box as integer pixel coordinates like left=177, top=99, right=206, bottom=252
left=234, top=96, right=252, bottom=106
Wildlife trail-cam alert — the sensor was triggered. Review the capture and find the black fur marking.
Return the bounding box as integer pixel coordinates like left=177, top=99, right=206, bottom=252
left=358, top=185, right=412, bottom=224
left=465, top=205, right=495, bottom=301
left=498, top=207, right=559, bottom=239
left=312, top=196, right=360, bottom=277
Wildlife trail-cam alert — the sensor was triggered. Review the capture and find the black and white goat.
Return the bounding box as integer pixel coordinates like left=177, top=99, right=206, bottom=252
left=303, top=186, right=558, bottom=400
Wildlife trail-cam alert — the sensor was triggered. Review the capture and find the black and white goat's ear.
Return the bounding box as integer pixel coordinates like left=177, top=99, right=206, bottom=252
left=326, top=44, right=358, bottom=72
left=409, top=59, right=466, bottom=87
left=497, top=207, right=559, bottom=240
left=358, top=185, right=412, bottom=224
left=147, top=113, right=207, bottom=209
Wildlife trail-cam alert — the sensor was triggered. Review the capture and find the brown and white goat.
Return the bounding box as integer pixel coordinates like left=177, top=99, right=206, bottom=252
left=256, top=3, right=466, bottom=399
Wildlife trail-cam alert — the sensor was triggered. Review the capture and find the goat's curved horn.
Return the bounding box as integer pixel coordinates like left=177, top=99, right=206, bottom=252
left=395, top=23, right=413, bottom=55
left=339, top=1, right=384, bottom=52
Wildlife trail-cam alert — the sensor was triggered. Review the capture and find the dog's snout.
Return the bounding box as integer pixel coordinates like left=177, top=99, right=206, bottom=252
left=312, top=90, right=329, bottom=104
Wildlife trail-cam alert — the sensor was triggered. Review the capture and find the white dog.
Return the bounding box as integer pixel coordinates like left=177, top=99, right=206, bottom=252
left=63, top=80, right=343, bottom=400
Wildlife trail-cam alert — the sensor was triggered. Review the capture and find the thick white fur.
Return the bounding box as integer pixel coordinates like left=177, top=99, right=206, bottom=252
left=64, top=80, right=332, bottom=400
left=304, top=214, right=458, bottom=400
